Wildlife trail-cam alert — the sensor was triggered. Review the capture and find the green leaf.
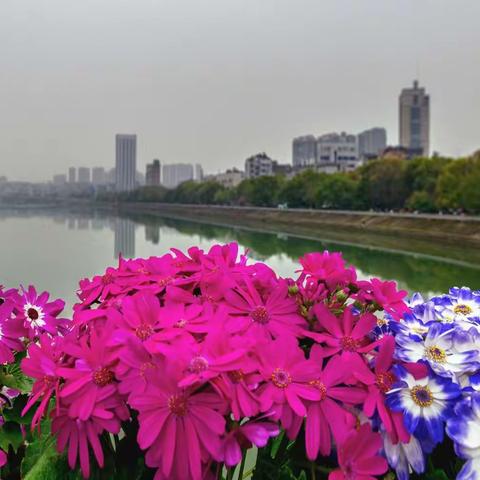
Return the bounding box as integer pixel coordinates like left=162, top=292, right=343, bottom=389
left=425, top=470, right=450, bottom=480
left=270, top=430, right=285, bottom=459
left=21, top=422, right=83, bottom=480
left=2, top=394, right=35, bottom=425
left=0, top=421, right=24, bottom=453
left=0, top=361, right=34, bottom=393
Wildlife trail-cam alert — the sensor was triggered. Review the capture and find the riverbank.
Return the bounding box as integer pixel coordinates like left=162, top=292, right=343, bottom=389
left=111, top=202, right=480, bottom=263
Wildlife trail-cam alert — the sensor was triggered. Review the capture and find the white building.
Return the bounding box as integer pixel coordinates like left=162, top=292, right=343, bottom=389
left=115, top=134, right=137, bottom=192
left=316, top=132, right=359, bottom=173
left=358, top=128, right=387, bottom=161
left=292, top=135, right=317, bottom=168
left=210, top=168, right=244, bottom=188
left=245, top=153, right=274, bottom=179
left=162, top=163, right=194, bottom=189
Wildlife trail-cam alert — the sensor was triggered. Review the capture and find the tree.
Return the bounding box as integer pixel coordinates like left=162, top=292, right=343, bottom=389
left=278, top=170, right=322, bottom=208
left=314, top=173, right=359, bottom=209
left=357, top=159, right=409, bottom=210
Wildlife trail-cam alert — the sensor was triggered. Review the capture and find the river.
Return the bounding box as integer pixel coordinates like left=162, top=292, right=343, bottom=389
left=1, top=207, right=479, bottom=310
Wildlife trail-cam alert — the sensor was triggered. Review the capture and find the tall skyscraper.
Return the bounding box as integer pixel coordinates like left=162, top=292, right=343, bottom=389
left=146, top=159, right=161, bottom=186
left=115, top=134, right=137, bottom=191
left=68, top=167, right=76, bottom=183
left=77, top=167, right=91, bottom=183
left=358, top=128, right=387, bottom=160
left=194, top=164, right=203, bottom=181
left=399, top=80, right=430, bottom=157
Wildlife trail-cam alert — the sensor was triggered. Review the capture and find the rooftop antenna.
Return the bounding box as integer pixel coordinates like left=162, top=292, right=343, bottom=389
left=415, top=60, right=420, bottom=88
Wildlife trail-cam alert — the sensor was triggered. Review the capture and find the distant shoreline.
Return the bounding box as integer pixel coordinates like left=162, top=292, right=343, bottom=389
left=113, top=202, right=480, bottom=250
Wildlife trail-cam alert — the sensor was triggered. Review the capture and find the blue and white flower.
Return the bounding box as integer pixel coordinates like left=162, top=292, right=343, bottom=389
left=394, top=323, right=480, bottom=378
left=383, top=433, right=425, bottom=480
left=386, top=365, right=461, bottom=446
left=446, top=393, right=480, bottom=480
left=409, top=292, right=440, bottom=323
left=389, top=314, right=430, bottom=340
left=432, top=287, right=480, bottom=329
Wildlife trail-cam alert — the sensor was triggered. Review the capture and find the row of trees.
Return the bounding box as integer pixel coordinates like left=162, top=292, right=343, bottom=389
left=103, top=154, right=480, bottom=213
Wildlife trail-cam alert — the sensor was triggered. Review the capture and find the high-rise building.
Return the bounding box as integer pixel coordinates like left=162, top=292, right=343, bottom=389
left=194, top=164, right=204, bottom=181
left=77, top=167, right=91, bottom=183
left=68, top=167, right=76, bottom=184
left=399, top=80, right=430, bottom=157
left=92, top=167, right=107, bottom=185
left=162, top=163, right=194, bottom=189
left=316, top=132, right=359, bottom=173
left=146, top=159, right=161, bottom=186
left=358, top=128, right=387, bottom=161
left=115, top=134, right=137, bottom=191
left=245, top=153, right=274, bottom=179
left=292, top=135, right=317, bottom=168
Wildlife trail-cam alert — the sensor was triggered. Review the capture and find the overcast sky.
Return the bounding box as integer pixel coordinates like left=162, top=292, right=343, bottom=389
left=1, top=0, right=479, bottom=181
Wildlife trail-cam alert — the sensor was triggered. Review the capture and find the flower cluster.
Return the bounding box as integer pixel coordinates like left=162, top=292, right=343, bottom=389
left=0, top=284, right=66, bottom=466
left=18, top=243, right=479, bottom=480
left=385, top=287, right=480, bottom=480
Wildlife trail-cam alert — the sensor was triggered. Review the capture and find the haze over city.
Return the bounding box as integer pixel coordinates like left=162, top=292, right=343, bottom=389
left=1, top=0, right=479, bottom=182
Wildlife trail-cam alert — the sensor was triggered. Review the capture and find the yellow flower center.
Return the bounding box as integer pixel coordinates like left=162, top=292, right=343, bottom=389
left=425, top=345, right=447, bottom=363
left=410, top=385, right=433, bottom=407
left=454, top=304, right=472, bottom=316
left=271, top=368, right=292, bottom=388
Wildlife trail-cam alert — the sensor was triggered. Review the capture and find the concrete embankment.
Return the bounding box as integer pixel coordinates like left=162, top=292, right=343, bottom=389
left=118, top=203, right=480, bottom=251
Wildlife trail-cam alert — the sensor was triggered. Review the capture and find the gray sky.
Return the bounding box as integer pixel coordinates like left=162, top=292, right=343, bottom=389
left=1, top=0, right=479, bottom=181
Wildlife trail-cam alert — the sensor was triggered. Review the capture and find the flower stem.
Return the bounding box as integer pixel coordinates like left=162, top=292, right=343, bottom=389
left=310, top=461, right=316, bottom=480
left=238, top=450, right=247, bottom=479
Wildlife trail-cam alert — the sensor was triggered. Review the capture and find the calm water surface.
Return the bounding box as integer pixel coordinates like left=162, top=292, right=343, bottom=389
left=1, top=207, right=479, bottom=309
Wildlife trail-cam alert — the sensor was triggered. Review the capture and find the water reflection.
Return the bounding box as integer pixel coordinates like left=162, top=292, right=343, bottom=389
left=0, top=207, right=479, bottom=303
left=114, top=218, right=136, bottom=259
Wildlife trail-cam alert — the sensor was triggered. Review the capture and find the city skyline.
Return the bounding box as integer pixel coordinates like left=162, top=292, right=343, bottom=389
left=1, top=0, right=479, bottom=182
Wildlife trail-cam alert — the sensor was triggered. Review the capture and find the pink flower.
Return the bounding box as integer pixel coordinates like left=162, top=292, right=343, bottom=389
left=257, top=336, right=321, bottom=419
left=52, top=396, right=128, bottom=479
left=176, top=325, right=247, bottom=388
left=21, top=335, right=62, bottom=429
left=212, top=368, right=261, bottom=421
left=14, top=285, right=66, bottom=338
left=329, top=423, right=388, bottom=480
left=0, top=300, right=25, bottom=363
left=108, top=291, right=164, bottom=345
left=298, top=251, right=356, bottom=290
left=224, top=277, right=307, bottom=338
left=57, top=329, right=122, bottom=420
left=305, top=347, right=366, bottom=459
left=129, top=361, right=226, bottom=480
left=115, top=337, right=159, bottom=400
left=356, top=278, right=409, bottom=320
left=222, top=420, right=279, bottom=467
left=77, top=266, right=124, bottom=307
left=351, top=335, right=407, bottom=438
left=0, top=449, right=6, bottom=467
left=308, top=304, right=378, bottom=358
